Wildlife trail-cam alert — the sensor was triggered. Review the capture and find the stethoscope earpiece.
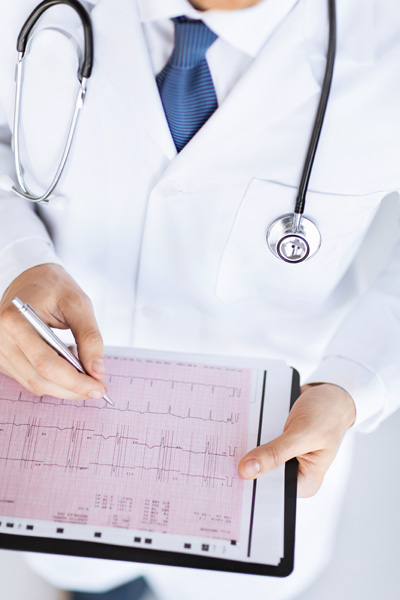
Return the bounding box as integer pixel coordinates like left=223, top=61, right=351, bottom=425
left=267, top=213, right=321, bottom=264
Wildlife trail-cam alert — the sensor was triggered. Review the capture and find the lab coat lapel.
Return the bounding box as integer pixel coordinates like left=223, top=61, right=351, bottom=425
left=89, top=0, right=176, bottom=159
left=162, top=0, right=375, bottom=174
left=77, top=0, right=375, bottom=176
left=164, top=0, right=322, bottom=171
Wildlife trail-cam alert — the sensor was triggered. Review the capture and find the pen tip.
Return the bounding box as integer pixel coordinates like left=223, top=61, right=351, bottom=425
left=104, top=394, right=114, bottom=406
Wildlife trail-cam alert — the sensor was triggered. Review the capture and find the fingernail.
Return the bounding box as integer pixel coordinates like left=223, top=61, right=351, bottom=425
left=242, top=459, right=261, bottom=479
left=92, top=358, right=105, bottom=374
left=89, top=390, right=104, bottom=399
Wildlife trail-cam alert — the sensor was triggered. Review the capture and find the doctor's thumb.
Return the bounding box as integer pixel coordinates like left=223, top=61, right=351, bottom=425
left=238, top=431, right=303, bottom=480
left=66, top=296, right=106, bottom=380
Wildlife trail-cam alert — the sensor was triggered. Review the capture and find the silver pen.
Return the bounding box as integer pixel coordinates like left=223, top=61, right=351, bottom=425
left=12, top=296, right=114, bottom=406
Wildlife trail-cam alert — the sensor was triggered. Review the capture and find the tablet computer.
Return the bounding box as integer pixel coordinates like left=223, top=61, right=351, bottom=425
left=0, top=348, right=298, bottom=577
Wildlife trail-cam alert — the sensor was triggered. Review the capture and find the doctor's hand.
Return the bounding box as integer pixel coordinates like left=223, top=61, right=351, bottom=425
left=238, top=383, right=356, bottom=497
left=0, top=264, right=107, bottom=401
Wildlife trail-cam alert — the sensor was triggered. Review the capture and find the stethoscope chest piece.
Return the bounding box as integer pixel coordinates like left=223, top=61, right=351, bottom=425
left=267, top=214, right=321, bottom=263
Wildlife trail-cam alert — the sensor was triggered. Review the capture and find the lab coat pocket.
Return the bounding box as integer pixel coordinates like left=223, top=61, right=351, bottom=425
left=215, top=179, right=384, bottom=305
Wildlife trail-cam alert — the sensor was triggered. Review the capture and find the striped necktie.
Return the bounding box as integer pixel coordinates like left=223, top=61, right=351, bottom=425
left=156, top=17, right=218, bottom=152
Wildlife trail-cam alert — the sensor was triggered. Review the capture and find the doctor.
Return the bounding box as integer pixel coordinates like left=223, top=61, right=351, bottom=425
left=0, top=0, right=399, bottom=598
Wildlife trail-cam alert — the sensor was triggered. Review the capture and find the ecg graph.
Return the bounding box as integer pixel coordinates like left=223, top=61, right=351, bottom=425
left=0, top=355, right=252, bottom=540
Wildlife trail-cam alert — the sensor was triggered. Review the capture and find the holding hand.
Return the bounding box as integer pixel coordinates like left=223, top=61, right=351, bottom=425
left=0, top=264, right=107, bottom=401
left=238, top=383, right=356, bottom=497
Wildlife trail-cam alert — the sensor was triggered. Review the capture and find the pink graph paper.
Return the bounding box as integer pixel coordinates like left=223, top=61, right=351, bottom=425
left=0, top=355, right=252, bottom=541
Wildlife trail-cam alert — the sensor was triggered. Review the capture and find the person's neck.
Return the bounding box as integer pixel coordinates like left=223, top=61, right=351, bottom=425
left=188, top=1, right=261, bottom=10
left=188, top=1, right=206, bottom=11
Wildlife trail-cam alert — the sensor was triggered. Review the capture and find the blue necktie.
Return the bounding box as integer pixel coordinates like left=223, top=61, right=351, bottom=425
left=156, top=17, right=218, bottom=152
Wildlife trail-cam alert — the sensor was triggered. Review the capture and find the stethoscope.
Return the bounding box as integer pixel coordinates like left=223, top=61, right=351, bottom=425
left=3, top=0, right=93, bottom=205
left=3, top=0, right=336, bottom=264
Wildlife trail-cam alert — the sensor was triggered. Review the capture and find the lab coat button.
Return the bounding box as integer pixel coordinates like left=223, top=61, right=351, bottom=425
left=157, top=180, right=180, bottom=198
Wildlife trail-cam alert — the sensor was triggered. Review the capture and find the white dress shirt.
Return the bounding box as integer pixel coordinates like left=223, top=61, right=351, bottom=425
left=138, top=0, right=299, bottom=105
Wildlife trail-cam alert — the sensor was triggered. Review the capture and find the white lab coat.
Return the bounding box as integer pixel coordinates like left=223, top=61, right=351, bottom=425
left=0, top=0, right=399, bottom=596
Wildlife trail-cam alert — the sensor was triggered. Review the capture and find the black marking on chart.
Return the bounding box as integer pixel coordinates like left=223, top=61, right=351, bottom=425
left=0, top=419, right=238, bottom=486
left=0, top=420, right=94, bottom=470
left=107, top=373, right=242, bottom=398
left=89, top=432, right=236, bottom=486
left=0, top=395, right=240, bottom=426
left=247, top=370, right=267, bottom=558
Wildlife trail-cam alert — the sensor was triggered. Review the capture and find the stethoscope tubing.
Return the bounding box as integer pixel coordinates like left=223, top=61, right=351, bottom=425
left=17, top=0, right=93, bottom=80
left=12, top=0, right=93, bottom=203
left=295, top=0, right=336, bottom=216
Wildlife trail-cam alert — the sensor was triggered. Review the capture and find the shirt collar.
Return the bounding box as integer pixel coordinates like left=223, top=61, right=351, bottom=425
left=137, top=0, right=299, bottom=57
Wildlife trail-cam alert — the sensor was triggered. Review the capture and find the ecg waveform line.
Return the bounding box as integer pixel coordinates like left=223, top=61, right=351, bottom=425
left=0, top=420, right=95, bottom=435
left=90, top=431, right=235, bottom=487
left=107, top=373, right=242, bottom=398
left=0, top=394, right=240, bottom=425
left=0, top=356, right=251, bottom=539
left=0, top=419, right=238, bottom=486
left=0, top=418, right=92, bottom=470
